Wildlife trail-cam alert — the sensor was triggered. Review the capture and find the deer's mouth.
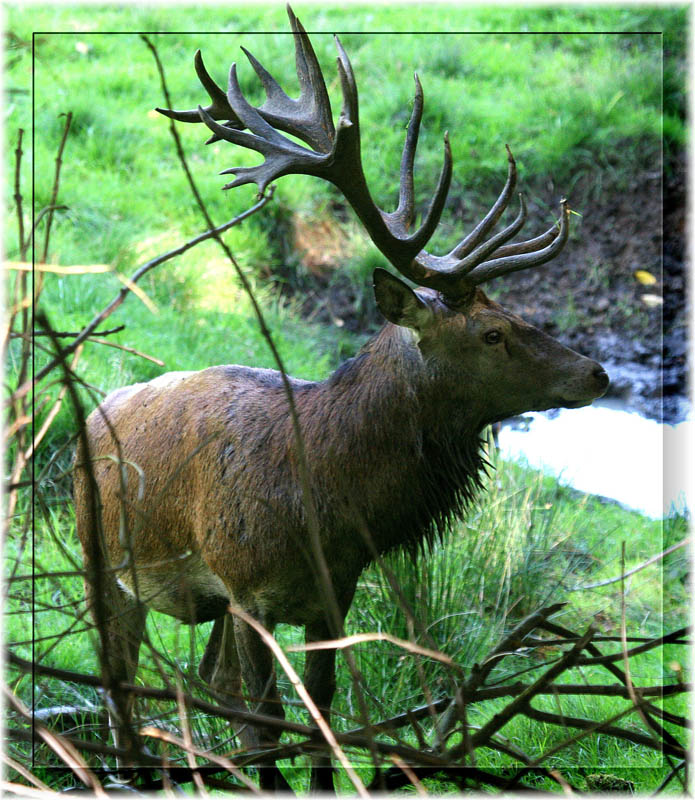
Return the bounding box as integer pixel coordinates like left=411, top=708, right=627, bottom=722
left=557, top=367, right=610, bottom=409
left=559, top=397, right=593, bottom=409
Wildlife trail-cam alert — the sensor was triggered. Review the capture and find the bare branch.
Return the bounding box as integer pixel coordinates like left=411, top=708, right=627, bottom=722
left=14, top=196, right=273, bottom=403
left=41, top=111, right=73, bottom=263
left=571, top=537, right=689, bottom=590
left=30, top=325, right=125, bottom=338
left=13, top=129, right=26, bottom=260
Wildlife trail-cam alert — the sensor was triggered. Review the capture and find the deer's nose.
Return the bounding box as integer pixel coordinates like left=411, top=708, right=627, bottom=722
left=593, top=365, right=610, bottom=392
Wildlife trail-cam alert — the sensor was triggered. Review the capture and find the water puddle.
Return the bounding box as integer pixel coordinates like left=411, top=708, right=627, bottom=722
left=497, top=401, right=692, bottom=519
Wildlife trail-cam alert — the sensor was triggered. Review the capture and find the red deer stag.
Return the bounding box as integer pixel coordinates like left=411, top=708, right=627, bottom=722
left=74, top=8, right=609, bottom=792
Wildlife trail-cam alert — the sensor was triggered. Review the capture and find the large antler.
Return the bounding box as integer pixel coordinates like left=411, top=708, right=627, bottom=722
left=158, top=6, right=569, bottom=303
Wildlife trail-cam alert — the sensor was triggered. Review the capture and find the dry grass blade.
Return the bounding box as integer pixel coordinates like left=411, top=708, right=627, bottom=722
left=229, top=605, right=369, bottom=797
left=2, top=754, right=52, bottom=792
left=7, top=261, right=112, bottom=273
left=390, top=753, right=428, bottom=795
left=24, top=345, right=84, bottom=462
left=289, top=631, right=459, bottom=670
left=0, top=782, right=62, bottom=799
left=4, top=687, right=107, bottom=797
left=139, top=726, right=260, bottom=792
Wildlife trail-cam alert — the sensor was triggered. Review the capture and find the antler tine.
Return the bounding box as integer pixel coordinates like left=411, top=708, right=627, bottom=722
left=286, top=5, right=335, bottom=150
left=385, top=74, right=424, bottom=233
left=466, top=199, right=570, bottom=285
left=156, top=50, right=242, bottom=130
left=330, top=37, right=453, bottom=272
left=452, top=193, right=528, bottom=276
left=488, top=218, right=560, bottom=260
left=237, top=8, right=335, bottom=153
left=447, top=145, right=517, bottom=261
left=383, top=72, right=452, bottom=252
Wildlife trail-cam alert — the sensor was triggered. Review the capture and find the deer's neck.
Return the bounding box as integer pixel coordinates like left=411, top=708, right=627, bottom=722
left=325, top=323, right=482, bottom=438
left=311, top=323, right=487, bottom=555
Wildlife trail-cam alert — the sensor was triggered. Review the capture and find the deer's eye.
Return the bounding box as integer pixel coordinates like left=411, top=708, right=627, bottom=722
left=484, top=330, right=503, bottom=345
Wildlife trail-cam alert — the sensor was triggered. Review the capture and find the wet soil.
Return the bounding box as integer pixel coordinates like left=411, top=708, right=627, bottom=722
left=283, top=154, right=688, bottom=424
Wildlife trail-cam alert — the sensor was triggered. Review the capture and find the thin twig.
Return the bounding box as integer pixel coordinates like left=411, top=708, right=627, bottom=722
left=23, top=344, right=84, bottom=462
left=13, top=129, right=26, bottom=260
left=32, top=325, right=125, bottom=338
left=229, top=605, right=369, bottom=798
left=464, top=602, right=567, bottom=693
left=139, top=726, right=259, bottom=792
left=30, top=204, right=69, bottom=244
left=15, top=198, right=272, bottom=403
left=467, top=623, right=596, bottom=749
left=576, top=627, right=689, bottom=666
left=87, top=336, right=164, bottom=365
left=41, top=111, right=73, bottom=263
left=620, top=541, right=665, bottom=752
left=175, top=682, right=208, bottom=796
left=571, top=537, right=689, bottom=590
left=652, top=760, right=687, bottom=794
left=290, top=630, right=461, bottom=671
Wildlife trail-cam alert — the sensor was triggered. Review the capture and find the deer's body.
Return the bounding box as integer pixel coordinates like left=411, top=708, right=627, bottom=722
left=74, top=10, right=610, bottom=791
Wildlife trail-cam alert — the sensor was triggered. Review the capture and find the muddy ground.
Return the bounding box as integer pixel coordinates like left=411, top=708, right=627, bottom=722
left=490, top=153, right=688, bottom=424
left=284, top=154, right=688, bottom=424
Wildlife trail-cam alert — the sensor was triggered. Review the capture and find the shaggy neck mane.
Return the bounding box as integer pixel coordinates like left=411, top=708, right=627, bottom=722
left=308, top=324, right=488, bottom=557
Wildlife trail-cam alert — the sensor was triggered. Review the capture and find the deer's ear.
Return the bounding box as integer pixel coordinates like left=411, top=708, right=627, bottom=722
left=373, top=268, right=435, bottom=331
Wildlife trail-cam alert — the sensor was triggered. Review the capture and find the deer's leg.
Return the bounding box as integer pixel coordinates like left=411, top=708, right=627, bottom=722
left=305, top=620, right=339, bottom=793
left=199, top=615, right=261, bottom=752
left=233, top=613, right=291, bottom=792
left=85, top=573, right=148, bottom=778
